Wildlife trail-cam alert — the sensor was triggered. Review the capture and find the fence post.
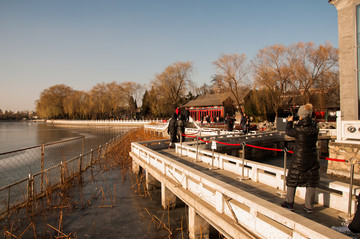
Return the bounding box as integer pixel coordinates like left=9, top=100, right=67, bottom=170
left=180, top=133, right=183, bottom=156
left=238, top=142, right=249, bottom=180
left=277, top=148, right=288, bottom=197
left=348, top=158, right=356, bottom=218
left=105, top=143, right=108, bottom=162
left=41, top=144, right=45, bottom=192
left=7, top=187, right=10, bottom=215
left=60, top=161, right=64, bottom=186
left=195, top=130, right=201, bottom=162
left=82, top=136, right=85, bottom=156
left=27, top=173, right=34, bottom=208
left=90, top=149, right=94, bottom=165
left=79, top=154, right=83, bottom=173
left=98, top=145, right=102, bottom=161
left=211, top=140, right=216, bottom=169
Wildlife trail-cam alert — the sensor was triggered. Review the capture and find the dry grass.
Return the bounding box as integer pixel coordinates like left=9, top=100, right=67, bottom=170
left=1, top=127, right=169, bottom=239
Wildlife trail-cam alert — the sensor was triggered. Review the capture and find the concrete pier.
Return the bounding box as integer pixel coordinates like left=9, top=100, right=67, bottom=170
left=188, top=206, right=210, bottom=239
left=161, top=182, right=177, bottom=209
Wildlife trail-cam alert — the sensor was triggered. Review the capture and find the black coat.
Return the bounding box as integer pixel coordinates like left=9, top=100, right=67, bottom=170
left=285, top=117, right=320, bottom=188
left=168, top=118, right=177, bottom=135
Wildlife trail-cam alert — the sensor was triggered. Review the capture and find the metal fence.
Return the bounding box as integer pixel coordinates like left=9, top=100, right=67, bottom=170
left=0, top=134, right=123, bottom=217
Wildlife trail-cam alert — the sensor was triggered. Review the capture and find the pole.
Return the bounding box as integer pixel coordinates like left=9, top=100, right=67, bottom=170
left=196, top=130, right=201, bottom=162
left=60, top=161, right=64, bottom=186
left=82, top=136, right=85, bottom=156
left=90, top=149, right=93, bottom=165
left=276, top=148, right=288, bottom=197
left=283, top=148, right=288, bottom=192
left=348, top=158, right=356, bottom=218
left=41, top=144, right=45, bottom=192
left=180, top=132, right=183, bottom=156
left=211, top=146, right=215, bottom=168
left=238, top=142, right=249, bottom=180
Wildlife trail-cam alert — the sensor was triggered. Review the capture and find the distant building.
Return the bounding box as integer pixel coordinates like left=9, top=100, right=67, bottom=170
left=183, top=91, right=249, bottom=121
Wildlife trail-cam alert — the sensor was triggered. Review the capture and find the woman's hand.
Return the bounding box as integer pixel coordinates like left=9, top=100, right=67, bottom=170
left=287, top=115, right=293, bottom=122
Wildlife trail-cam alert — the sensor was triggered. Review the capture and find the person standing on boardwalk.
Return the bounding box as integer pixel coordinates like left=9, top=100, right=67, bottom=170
left=167, top=113, right=178, bottom=148
left=184, top=107, right=190, bottom=122
left=176, top=113, right=186, bottom=143
left=281, top=103, right=319, bottom=213
left=240, top=113, right=247, bottom=134
left=225, top=114, right=235, bottom=131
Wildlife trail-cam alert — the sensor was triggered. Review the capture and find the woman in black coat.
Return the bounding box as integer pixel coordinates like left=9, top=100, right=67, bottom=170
left=167, top=113, right=178, bottom=148
left=281, top=103, right=319, bottom=213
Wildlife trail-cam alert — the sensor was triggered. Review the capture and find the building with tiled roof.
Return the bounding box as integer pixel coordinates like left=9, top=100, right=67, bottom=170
left=183, top=91, right=249, bottom=121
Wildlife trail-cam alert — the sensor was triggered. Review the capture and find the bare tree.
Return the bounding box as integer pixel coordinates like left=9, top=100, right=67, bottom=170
left=252, top=44, right=291, bottom=118
left=288, top=42, right=338, bottom=104
left=150, top=61, right=193, bottom=116
left=213, top=54, right=250, bottom=112
left=121, top=81, right=144, bottom=108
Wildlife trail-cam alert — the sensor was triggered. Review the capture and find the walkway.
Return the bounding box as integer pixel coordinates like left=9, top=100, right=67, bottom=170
left=159, top=147, right=345, bottom=229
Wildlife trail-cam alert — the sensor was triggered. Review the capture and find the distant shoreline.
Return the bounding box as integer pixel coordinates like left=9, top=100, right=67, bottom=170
left=45, top=119, right=165, bottom=126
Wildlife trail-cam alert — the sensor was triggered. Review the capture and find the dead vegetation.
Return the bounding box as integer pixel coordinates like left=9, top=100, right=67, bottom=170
left=1, top=127, right=191, bottom=239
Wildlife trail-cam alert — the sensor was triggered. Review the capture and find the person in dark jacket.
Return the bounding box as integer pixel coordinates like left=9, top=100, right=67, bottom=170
left=241, top=113, right=248, bottom=134
left=167, top=113, right=178, bottom=148
left=177, top=114, right=186, bottom=142
left=225, top=114, right=235, bottom=131
left=281, top=103, right=319, bottom=213
left=184, top=108, right=190, bottom=122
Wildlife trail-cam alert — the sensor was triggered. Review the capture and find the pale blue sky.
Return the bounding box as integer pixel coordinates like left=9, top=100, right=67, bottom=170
left=0, top=0, right=338, bottom=111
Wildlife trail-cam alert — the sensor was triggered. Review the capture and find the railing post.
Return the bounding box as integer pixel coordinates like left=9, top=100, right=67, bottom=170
left=98, top=145, right=102, bottom=161
left=79, top=154, right=83, bottom=173
left=195, top=130, right=201, bottom=162
left=238, top=142, right=249, bottom=180
left=60, top=161, right=64, bottom=185
left=211, top=140, right=215, bottom=169
left=7, top=187, right=10, bottom=215
left=90, top=149, right=94, bottom=165
left=105, top=143, right=108, bottom=162
left=41, top=144, right=45, bottom=192
left=348, top=158, right=356, bottom=218
left=277, top=148, right=288, bottom=197
left=27, top=173, right=34, bottom=208
left=180, top=132, right=183, bottom=156
left=82, top=136, right=85, bottom=156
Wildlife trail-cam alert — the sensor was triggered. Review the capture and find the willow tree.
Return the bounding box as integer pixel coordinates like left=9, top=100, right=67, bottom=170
left=36, top=84, right=74, bottom=119
left=252, top=44, right=291, bottom=119
left=213, top=54, right=250, bottom=114
left=150, top=61, right=193, bottom=116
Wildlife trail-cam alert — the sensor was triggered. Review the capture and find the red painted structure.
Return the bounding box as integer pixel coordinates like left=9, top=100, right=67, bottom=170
left=183, top=92, right=249, bottom=122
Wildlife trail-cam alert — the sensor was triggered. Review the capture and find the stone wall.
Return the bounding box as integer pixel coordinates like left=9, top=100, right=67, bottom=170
left=328, top=141, right=360, bottom=179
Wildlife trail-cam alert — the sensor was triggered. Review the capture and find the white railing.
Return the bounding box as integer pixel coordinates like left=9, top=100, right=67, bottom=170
left=175, top=138, right=357, bottom=214
left=48, top=119, right=166, bottom=125
left=130, top=140, right=347, bottom=239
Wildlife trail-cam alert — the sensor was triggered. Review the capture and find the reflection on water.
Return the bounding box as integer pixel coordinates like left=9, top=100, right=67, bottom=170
left=0, top=121, right=137, bottom=153
left=0, top=121, right=138, bottom=187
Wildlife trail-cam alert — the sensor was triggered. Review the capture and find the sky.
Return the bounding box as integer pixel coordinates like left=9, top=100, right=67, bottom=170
left=0, top=0, right=339, bottom=111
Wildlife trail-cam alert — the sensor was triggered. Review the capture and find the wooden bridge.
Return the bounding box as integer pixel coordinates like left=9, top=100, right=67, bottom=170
left=130, top=132, right=354, bottom=238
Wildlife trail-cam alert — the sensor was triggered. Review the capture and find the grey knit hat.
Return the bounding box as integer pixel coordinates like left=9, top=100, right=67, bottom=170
left=297, top=103, right=313, bottom=118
